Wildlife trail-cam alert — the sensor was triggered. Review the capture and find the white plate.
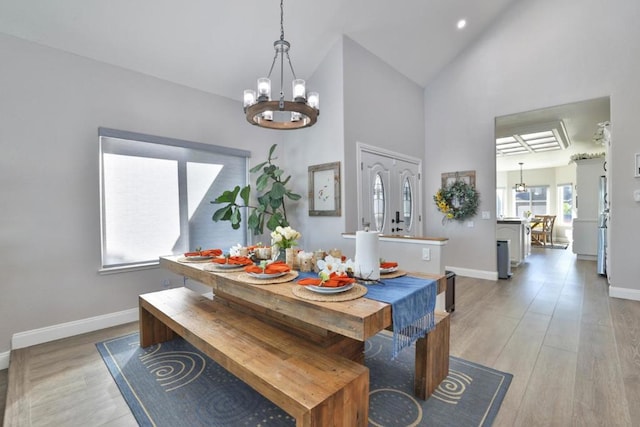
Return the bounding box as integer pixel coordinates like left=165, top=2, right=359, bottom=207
left=214, top=263, right=246, bottom=269
left=203, top=263, right=244, bottom=271
left=380, top=266, right=398, bottom=274
left=305, top=283, right=355, bottom=294
left=185, top=255, right=213, bottom=261
left=248, top=271, right=287, bottom=279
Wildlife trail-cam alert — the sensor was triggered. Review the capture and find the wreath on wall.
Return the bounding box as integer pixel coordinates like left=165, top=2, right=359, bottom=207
left=433, top=180, right=480, bottom=223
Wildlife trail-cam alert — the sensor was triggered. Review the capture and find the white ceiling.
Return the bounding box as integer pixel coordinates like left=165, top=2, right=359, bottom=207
left=0, top=0, right=519, bottom=101
left=1, top=0, right=608, bottom=171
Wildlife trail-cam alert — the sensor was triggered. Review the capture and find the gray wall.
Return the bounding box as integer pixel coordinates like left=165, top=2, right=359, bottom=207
left=342, top=36, right=426, bottom=233
left=0, top=33, right=280, bottom=354
left=283, top=37, right=346, bottom=252
left=423, top=0, right=640, bottom=295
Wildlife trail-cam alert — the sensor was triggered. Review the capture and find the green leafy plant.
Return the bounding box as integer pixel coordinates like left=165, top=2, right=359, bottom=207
left=211, top=144, right=301, bottom=235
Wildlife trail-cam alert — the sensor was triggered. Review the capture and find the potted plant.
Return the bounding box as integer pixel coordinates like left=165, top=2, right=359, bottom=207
left=211, top=144, right=301, bottom=235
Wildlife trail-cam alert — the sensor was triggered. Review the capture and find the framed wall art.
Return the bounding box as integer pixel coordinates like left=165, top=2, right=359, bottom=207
left=441, top=170, right=476, bottom=188
left=308, top=161, right=341, bottom=216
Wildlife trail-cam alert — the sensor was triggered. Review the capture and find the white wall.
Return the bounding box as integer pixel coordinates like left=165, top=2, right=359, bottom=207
left=423, top=0, right=640, bottom=297
left=0, top=33, right=281, bottom=355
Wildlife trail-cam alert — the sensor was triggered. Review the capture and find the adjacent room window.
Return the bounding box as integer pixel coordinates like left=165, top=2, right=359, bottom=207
left=514, top=185, right=548, bottom=217
left=99, top=128, right=249, bottom=272
left=496, top=188, right=506, bottom=218
left=557, top=183, right=574, bottom=225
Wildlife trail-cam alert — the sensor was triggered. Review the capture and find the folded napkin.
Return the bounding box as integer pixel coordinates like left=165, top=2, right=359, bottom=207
left=297, top=273, right=356, bottom=288
left=211, top=256, right=253, bottom=266
left=380, top=261, right=398, bottom=269
left=184, top=249, right=223, bottom=257
left=244, top=260, right=291, bottom=274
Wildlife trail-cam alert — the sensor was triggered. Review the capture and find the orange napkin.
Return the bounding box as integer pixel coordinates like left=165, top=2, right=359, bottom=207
left=244, top=260, right=291, bottom=274
left=297, top=273, right=356, bottom=288
left=380, top=261, right=398, bottom=269
left=211, top=256, right=253, bottom=266
left=185, top=249, right=223, bottom=257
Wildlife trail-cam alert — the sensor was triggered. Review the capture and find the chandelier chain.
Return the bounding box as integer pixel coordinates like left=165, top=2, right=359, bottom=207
left=280, top=0, right=285, bottom=41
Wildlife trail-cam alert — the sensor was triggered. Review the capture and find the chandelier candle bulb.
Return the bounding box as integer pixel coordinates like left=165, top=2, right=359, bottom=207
left=292, top=79, right=306, bottom=100
left=243, top=90, right=256, bottom=107
left=308, top=92, right=319, bottom=109
left=257, top=78, right=271, bottom=100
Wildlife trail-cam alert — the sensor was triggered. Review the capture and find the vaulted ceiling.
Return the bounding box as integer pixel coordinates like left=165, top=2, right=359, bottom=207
left=0, top=0, right=519, bottom=101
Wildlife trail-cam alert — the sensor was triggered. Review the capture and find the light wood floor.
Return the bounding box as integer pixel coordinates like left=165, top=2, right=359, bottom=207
left=2, top=246, right=639, bottom=426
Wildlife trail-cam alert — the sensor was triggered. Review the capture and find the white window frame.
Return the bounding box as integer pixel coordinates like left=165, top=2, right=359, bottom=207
left=98, top=128, right=250, bottom=273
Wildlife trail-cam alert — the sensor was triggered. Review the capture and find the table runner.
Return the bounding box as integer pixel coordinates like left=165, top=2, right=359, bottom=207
left=297, top=273, right=437, bottom=358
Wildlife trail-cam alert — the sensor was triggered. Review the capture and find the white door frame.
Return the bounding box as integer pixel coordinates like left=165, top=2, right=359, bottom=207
left=356, top=142, right=423, bottom=236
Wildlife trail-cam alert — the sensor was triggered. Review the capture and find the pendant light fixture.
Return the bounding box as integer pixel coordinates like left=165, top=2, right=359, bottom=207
left=243, top=0, right=319, bottom=130
left=515, top=162, right=527, bottom=192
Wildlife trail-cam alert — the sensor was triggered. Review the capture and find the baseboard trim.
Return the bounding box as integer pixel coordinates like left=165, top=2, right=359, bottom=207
left=609, top=286, right=640, bottom=301
left=0, top=350, right=9, bottom=370
left=11, top=308, right=138, bottom=350
left=445, top=266, right=498, bottom=281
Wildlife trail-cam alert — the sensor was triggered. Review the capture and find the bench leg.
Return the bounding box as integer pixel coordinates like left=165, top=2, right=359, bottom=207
left=414, top=312, right=450, bottom=400
left=139, top=303, right=176, bottom=347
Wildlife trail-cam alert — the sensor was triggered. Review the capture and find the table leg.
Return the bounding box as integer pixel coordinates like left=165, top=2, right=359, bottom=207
left=414, top=312, right=450, bottom=400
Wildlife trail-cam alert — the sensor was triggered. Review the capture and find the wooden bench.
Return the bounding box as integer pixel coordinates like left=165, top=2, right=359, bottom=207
left=139, top=287, right=370, bottom=427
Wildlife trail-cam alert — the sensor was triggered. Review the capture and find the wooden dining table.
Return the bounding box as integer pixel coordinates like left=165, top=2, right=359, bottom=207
left=158, top=255, right=448, bottom=398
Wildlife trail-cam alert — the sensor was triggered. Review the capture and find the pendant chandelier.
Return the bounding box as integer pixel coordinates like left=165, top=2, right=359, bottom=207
left=242, top=0, right=319, bottom=130
left=515, top=162, right=527, bottom=192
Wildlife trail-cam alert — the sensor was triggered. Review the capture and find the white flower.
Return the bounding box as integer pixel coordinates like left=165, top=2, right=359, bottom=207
left=270, top=225, right=300, bottom=249
left=229, top=243, right=243, bottom=256
left=316, top=255, right=352, bottom=277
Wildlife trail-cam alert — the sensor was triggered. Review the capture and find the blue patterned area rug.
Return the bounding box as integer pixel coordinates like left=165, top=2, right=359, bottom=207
left=97, top=332, right=512, bottom=426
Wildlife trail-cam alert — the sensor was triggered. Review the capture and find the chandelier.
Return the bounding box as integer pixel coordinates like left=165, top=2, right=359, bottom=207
left=515, top=162, right=527, bottom=192
left=242, top=0, right=319, bottom=130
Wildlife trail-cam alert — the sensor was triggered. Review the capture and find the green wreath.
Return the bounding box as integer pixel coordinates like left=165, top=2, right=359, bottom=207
left=433, top=181, right=479, bottom=223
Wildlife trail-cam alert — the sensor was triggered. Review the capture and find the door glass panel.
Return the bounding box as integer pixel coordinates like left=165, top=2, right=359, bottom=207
left=403, top=178, right=412, bottom=229
left=373, top=173, right=385, bottom=232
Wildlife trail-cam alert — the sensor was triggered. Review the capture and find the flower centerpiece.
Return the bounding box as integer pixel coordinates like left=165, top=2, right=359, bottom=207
left=270, top=226, right=301, bottom=250
left=271, top=226, right=301, bottom=265
left=433, top=180, right=479, bottom=224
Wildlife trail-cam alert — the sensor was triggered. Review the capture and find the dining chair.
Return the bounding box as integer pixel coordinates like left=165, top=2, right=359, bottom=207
left=530, top=215, right=545, bottom=245
left=531, top=215, right=556, bottom=246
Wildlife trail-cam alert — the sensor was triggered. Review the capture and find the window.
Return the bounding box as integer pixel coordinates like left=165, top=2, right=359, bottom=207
left=99, top=128, right=249, bottom=272
left=557, top=183, right=573, bottom=225
left=372, top=173, right=385, bottom=232
left=514, top=186, right=548, bottom=217
left=402, top=177, right=412, bottom=229
left=496, top=188, right=506, bottom=218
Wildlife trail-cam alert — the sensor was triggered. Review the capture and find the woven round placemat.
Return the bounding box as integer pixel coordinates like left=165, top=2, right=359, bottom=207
left=236, top=271, right=299, bottom=285
left=291, top=284, right=368, bottom=302
left=380, top=269, right=407, bottom=279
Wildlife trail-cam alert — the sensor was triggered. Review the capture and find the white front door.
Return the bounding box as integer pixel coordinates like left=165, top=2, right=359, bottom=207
left=358, top=143, right=422, bottom=237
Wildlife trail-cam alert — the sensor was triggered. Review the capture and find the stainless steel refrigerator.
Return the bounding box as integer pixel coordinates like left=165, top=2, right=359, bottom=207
left=597, top=175, right=608, bottom=275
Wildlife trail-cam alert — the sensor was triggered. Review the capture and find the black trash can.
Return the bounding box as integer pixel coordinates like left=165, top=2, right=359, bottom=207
left=497, top=240, right=512, bottom=279
left=445, top=270, right=455, bottom=313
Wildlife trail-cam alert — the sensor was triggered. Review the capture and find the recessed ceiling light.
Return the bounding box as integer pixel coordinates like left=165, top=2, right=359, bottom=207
left=457, top=19, right=467, bottom=30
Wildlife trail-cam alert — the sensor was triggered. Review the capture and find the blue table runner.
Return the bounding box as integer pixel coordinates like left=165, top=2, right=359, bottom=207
left=297, top=272, right=437, bottom=358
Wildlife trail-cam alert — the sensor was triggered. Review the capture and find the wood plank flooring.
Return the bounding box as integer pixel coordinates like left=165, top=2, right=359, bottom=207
left=1, top=245, right=639, bottom=426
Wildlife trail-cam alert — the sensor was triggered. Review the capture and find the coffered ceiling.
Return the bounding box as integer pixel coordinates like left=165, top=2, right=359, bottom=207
left=495, top=97, right=611, bottom=172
